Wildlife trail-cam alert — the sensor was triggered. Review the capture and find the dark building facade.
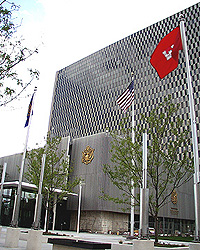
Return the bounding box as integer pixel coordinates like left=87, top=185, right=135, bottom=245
left=0, top=3, right=199, bottom=234
left=66, top=132, right=194, bottom=234
left=49, top=3, right=200, bottom=147
left=0, top=133, right=195, bottom=234
left=0, top=137, right=71, bottom=230
left=47, top=3, right=200, bottom=234
left=46, top=2, right=200, bottom=233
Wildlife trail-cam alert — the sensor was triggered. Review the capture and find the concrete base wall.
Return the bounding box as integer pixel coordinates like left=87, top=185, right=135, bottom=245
left=26, top=229, right=43, bottom=250
left=155, top=248, right=188, bottom=250
left=5, top=227, right=20, bottom=248
left=189, top=243, right=200, bottom=250
left=70, top=210, right=129, bottom=233
left=112, top=241, right=154, bottom=250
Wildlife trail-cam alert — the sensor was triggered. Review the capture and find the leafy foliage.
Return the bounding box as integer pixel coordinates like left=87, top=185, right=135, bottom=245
left=25, top=133, right=80, bottom=231
left=137, top=98, right=194, bottom=216
left=103, top=97, right=193, bottom=241
left=103, top=122, right=142, bottom=208
left=0, top=1, right=39, bottom=106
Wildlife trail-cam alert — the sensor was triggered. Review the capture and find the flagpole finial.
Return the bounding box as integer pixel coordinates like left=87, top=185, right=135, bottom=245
left=131, top=72, right=135, bottom=80
left=179, top=14, right=185, bottom=22
left=34, top=86, right=37, bottom=92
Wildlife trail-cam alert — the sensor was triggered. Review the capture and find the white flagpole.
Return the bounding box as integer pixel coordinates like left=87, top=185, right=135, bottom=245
left=77, top=181, right=85, bottom=234
left=139, top=133, right=149, bottom=239
left=130, top=72, right=135, bottom=236
left=11, top=86, right=37, bottom=227
left=142, top=133, right=147, bottom=190
left=179, top=16, right=200, bottom=241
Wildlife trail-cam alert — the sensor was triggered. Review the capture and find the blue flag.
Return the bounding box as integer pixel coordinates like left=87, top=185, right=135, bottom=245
left=24, top=94, right=34, bottom=127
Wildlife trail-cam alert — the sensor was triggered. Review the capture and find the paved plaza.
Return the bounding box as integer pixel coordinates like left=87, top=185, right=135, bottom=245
left=0, top=227, right=126, bottom=250
left=0, top=227, right=129, bottom=250
left=0, top=227, right=191, bottom=250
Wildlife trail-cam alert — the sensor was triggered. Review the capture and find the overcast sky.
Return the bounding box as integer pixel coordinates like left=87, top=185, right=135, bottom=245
left=0, top=0, right=199, bottom=157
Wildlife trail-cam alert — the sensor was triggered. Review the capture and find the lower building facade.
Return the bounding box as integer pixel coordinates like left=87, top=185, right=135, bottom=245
left=0, top=3, right=199, bottom=234
left=44, top=3, right=199, bottom=235
left=0, top=132, right=195, bottom=235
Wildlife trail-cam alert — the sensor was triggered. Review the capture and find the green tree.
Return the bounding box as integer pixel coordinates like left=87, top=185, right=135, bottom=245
left=0, top=0, right=39, bottom=106
left=103, top=97, right=193, bottom=242
left=25, top=134, right=80, bottom=232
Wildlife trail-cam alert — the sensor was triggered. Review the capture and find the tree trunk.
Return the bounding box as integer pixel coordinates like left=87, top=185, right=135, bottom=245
left=154, top=214, right=159, bottom=243
left=45, top=204, right=51, bottom=233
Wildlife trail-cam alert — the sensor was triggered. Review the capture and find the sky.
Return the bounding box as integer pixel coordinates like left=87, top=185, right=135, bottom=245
left=0, top=0, right=199, bottom=157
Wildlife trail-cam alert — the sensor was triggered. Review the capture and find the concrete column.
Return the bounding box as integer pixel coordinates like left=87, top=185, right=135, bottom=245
left=44, top=200, right=48, bottom=231
left=139, top=188, right=149, bottom=238
left=26, top=229, right=43, bottom=250
left=52, top=193, right=57, bottom=231
left=5, top=227, right=20, bottom=248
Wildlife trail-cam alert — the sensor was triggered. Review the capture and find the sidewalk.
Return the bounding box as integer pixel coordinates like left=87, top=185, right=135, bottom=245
left=0, top=227, right=127, bottom=249
left=0, top=227, right=190, bottom=250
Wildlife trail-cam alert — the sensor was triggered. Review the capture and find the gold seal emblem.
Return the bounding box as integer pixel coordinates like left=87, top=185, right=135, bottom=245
left=171, top=190, right=177, bottom=204
left=82, top=146, right=95, bottom=165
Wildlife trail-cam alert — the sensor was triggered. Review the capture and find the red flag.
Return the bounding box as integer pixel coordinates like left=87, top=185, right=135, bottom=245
left=150, top=26, right=183, bottom=79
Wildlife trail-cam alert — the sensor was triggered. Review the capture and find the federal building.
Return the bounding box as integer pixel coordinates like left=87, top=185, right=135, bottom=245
left=0, top=3, right=199, bottom=234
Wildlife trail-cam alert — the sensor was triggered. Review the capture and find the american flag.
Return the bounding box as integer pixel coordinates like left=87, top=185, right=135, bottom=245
left=116, top=81, right=134, bottom=113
